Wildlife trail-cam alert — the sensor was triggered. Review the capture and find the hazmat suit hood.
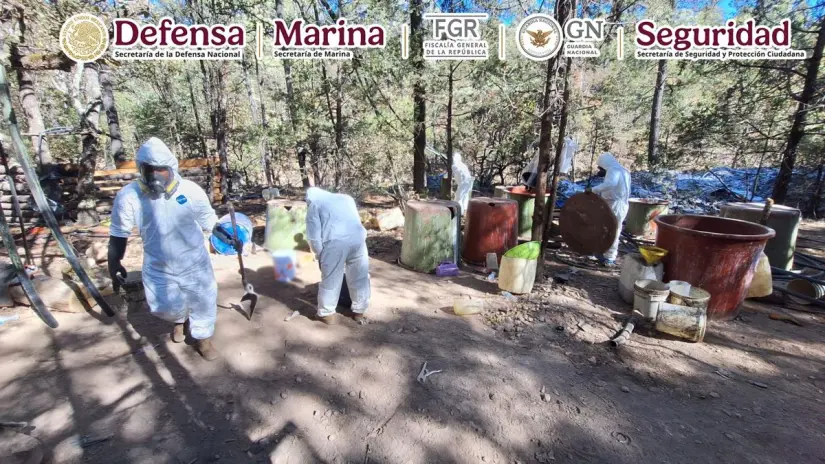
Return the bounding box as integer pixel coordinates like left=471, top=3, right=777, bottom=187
left=597, top=153, right=622, bottom=172
left=136, top=138, right=179, bottom=173
left=306, top=186, right=330, bottom=206
left=135, top=138, right=180, bottom=197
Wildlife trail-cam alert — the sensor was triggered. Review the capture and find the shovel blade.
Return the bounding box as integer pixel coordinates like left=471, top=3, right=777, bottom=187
left=241, top=292, right=258, bottom=320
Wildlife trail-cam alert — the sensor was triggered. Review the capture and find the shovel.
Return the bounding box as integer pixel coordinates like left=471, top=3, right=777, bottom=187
left=228, top=204, right=258, bottom=320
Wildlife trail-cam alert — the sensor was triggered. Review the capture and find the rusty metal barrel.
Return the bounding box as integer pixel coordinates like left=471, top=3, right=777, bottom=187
left=654, top=215, right=775, bottom=320
left=625, top=198, right=669, bottom=238
left=462, top=197, right=518, bottom=265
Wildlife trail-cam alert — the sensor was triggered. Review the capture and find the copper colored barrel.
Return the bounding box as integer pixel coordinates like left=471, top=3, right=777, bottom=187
left=462, top=197, right=518, bottom=264
left=654, top=215, right=775, bottom=320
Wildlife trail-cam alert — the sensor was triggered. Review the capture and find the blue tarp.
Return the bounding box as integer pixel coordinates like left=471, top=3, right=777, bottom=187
left=556, top=167, right=790, bottom=214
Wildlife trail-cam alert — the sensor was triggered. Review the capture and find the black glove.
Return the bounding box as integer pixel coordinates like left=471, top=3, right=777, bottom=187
left=212, top=223, right=243, bottom=254
left=108, top=236, right=128, bottom=292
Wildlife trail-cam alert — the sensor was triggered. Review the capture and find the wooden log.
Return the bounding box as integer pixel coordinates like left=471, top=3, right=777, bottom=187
left=9, top=275, right=113, bottom=313
left=0, top=195, right=30, bottom=203
left=115, top=158, right=216, bottom=170
left=94, top=181, right=132, bottom=189
left=3, top=210, right=39, bottom=218
left=0, top=182, right=29, bottom=192
left=1, top=202, right=33, bottom=210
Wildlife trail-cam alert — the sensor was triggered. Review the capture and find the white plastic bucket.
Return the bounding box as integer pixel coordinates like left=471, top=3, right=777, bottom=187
left=498, top=256, right=537, bottom=294
left=667, top=280, right=691, bottom=296
left=271, top=250, right=297, bottom=282
left=634, top=279, right=670, bottom=320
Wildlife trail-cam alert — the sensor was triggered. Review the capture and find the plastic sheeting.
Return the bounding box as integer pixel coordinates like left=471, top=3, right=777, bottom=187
left=556, top=167, right=797, bottom=215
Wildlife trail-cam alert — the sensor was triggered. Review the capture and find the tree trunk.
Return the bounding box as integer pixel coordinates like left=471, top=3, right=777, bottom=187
left=99, top=63, right=125, bottom=166
left=411, top=0, right=427, bottom=193
left=334, top=64, right=345, bottom=189
left=540, top=56, right=573, bottom=277
left=241, top=55, right=271, bottom=186
left=531, top=0, right=575, bottom=241
left=186, top=70, right=209, bottom=159
left=647, top=59, right=667, bottom=170
left=811, top=163, right=824, bottom=217
left=200, top=61, right=229, bottom=201
left=76, top=64, right=102, bottom=225
left=445, top=63, right=455, bottom=200
left=276, top=0, right=310, bottom=188
left=530, top=59, right=557, bottom=241
left=772, top=17, right=825, bottom=204
left=253, top=53, right=274, bottom=186
left=10, top=43, right=52, bottom=167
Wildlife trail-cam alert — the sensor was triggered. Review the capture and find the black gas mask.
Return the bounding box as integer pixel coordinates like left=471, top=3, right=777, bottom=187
left=139, top=164, right=176, bottom=197
left=596, top=167, right=607, bottom=178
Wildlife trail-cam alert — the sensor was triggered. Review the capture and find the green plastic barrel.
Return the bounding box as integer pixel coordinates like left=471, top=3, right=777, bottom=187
left=264, top=200, right=309, bottom=251
left=720, top=202, right=800, bottom=270
left=505, top=186, right=537, bottom=238
left=400, top=200, right=460, bottom=273
left=626, top=199, right=669, bottom=238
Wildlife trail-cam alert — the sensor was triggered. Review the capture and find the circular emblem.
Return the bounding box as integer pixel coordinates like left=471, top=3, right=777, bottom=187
left=516, top=14, right=563, bottom=61
left=60, top=13, right=108, bottom=63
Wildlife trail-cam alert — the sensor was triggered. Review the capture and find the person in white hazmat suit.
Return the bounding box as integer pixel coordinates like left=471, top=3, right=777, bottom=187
left=108, top=138, right=240, bottom=361
left=452, top=152, right=473, bottom=214
left=305, top=187, right=370, bottom=324
left=590, top=153, right=631, bottom=265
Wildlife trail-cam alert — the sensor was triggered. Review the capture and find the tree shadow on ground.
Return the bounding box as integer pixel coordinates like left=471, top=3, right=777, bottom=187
left=3, top=252, right=825, bottom=463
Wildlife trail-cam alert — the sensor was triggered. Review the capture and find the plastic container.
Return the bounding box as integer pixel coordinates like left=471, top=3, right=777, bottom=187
left=668, top=286, right=711, bottom=310
left=498, top=242, right=540, bottom=295
left=626, top=199, right=669, bottom=238
left=654, top=215, right=775, bottom=320
left=633, top=279, right=670, bottom=320
left=436, top=262, right=459, bottom=277
left=400, top=200, right=460, bottom=273
left=619, top=253, right=663, bottom=304
left=462, top=197, right=519, bottom=265
left=264, top=200, right=308, bottom=251
left=787, top=279, right=825, bottom=305
left=655, top=302, right=707, bottom=342
left=667, top=280, right=691, bottom=296
left=271, top=250, right=297, bottom=282
left=505, top=185, right=549, bottom=238
left=454, top=298, right=484, bottom=316
left=747, top=252, right=772, bottom=298
left=211, top=212, right=253, bottom=255
left=720, top=202, right=801, bottom=270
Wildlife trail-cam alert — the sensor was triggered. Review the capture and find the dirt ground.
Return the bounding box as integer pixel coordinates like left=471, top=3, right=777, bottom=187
left=2, top=217, right=825, bottom=464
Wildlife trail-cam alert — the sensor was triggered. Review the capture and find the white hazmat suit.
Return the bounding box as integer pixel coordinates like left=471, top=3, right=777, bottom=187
left=306, top=187, right=371, bottom=317
left=452, top=152, right=473, bottom=214
left=110, top=138, right=219, bottom=339
left=591, top=153, right=631, bottom=262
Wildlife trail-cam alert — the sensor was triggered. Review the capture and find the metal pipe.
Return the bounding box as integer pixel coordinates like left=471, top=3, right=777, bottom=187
left=0, top=65, right=114, bottom=317
left=0, top=196, right=57, bottom=328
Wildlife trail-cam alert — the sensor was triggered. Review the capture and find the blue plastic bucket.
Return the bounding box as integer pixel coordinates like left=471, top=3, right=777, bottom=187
left=210, top=213, right=253, bottom=255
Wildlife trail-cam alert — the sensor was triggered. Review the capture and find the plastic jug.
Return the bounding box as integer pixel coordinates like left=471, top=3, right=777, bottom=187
left=453, top=298, right=484, bottom=316
left=746, top=252, right=773, bottom=298
left=619, top=253, right=663, bottom=304
left=498, top=242, right=540, bottom=295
